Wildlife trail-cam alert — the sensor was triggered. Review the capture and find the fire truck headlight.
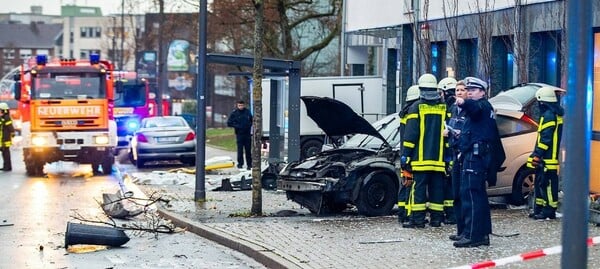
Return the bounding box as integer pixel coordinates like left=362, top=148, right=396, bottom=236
left=94, top=135, right=110, bottom=145
left=31, top=135, right=48, bottom=146
left=126, top=120, right=140, bottom=132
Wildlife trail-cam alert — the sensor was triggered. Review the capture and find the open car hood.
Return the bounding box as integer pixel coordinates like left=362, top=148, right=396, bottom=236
left=489, top=94, right=523, bottom=111
left=301, top=96, right=386, bottom=143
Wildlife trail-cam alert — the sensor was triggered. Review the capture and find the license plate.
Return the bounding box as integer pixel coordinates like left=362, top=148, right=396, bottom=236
left=157, top=136, right=178, bottom=142
left=60, top=144, right=81, bottom=150
left=61, top=120, right=78, bottom=126
left=97, top=147, right=106, bottom=151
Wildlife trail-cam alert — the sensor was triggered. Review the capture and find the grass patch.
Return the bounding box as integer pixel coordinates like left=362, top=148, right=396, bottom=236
left=206, top=128, right=236, bottom=151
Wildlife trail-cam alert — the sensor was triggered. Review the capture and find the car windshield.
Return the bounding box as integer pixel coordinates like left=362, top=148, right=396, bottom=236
left=115, top=83, right=147, bottom=107
left=143, top=117, right=186, bottom=128
left=341, top=114, right=400, bottom=150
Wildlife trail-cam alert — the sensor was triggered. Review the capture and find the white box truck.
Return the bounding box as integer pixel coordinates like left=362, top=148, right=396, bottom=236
left=261, top=76, right=386, bottom=159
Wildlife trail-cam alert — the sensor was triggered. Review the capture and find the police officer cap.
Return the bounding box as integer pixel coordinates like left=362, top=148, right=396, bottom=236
left=0, top=103, right=8, bottom=110
left=464, top=77, right=488, bottom=91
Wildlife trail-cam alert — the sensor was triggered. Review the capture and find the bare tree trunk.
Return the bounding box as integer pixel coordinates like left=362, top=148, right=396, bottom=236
left=442, top=0, right=460, bottom=76
left=470, top=0, right=495, bottom=95
left=251, top=0, right=264, bottom=216
left=405, top=0, right=431, bottom=76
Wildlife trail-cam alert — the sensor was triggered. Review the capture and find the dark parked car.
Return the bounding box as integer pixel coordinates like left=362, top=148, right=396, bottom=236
left=128, top=116, right=196, bottom=168
left=278, top=96, right=402, bottom=217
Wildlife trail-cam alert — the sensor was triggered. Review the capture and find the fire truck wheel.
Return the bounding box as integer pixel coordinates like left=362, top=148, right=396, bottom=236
left=25, top=161, right=44, bottom=177
left=102, top=154, right=115, bottom=175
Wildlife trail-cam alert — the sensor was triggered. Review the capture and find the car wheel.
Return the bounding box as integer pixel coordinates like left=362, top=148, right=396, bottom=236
left=135, top=157, right=145, bottom=169
left=357, top=172, right=397, bottom=217
left=261, top=173, right=278, bottom=190
left=510, top=167, right=535, bottom=206
left=128, top=151, right=135, bottom=164
left=301, top=139, right=323, bottom=159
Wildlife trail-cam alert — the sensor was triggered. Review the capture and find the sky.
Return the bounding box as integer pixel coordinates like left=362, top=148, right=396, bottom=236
left=0, top=0, right=199, bottom=16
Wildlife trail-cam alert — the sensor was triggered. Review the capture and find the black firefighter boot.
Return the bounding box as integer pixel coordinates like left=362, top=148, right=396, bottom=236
left=534, top=206, right=556, bottom=220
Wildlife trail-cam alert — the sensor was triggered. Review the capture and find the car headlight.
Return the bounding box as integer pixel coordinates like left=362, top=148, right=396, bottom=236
left=31, top=135, right=48, bottom=146
left=94, top=135, right=110, bottom=145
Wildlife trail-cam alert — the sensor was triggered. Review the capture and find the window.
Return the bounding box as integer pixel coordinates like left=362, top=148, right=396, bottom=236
left=80, top=49, right=101, bottom=60
left=496, top=115, right=537, bottom=138
left=36, top=49, right=49, bottom=55
left=3, top=49, right=15, bottom=59
left=80, top=27, right=101, bottom=38
left=19, top=49, right=32, bottom=59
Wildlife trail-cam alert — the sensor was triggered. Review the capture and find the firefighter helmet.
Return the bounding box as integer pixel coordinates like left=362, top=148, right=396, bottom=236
left=437, top=77, right=457, bottom=92
left=406, top=85, right=420, bottom=102
left=0, top=103, right=8, bottom=110
left=535, top=86, right=558, bottom=102
left=418, top=73, right=438, bottom=89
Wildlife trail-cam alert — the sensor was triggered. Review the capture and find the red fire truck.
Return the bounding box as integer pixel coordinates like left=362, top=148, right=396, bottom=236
left=13, top=54, right=117, bottom=176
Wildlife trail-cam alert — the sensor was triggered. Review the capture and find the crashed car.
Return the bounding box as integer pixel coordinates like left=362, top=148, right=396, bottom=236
left=277, top=96, right=401, bottom=216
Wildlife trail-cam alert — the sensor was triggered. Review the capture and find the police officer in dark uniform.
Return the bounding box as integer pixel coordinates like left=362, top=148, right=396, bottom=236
left=227, top=100, right=253, bottom=170
left=401, top=74, right=447, bottom=228
left=453, top=77, right=505, bottom=248
left=397, top=85, right=419, bottom=224
left=527, top=86, right=564, bottom=220
left=0, top=102, right=14, bottom=171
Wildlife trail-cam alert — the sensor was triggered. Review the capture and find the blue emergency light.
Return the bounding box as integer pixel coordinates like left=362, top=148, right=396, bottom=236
left=126, top=119, right=140, bottom=132
left=36, top=55, right=47, bottom=65
left=90, top=54, right=100, bottom=64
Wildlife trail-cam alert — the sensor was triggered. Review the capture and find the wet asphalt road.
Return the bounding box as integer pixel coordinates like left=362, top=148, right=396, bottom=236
left=0, top=148, right=265, bottom=269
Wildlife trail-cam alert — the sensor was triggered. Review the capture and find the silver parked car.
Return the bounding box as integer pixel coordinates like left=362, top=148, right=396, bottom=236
left=128, top=116, right=196, bottom=168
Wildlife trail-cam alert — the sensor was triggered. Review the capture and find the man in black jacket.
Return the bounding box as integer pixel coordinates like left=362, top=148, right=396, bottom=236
left=227, top=100, right=253, bottom=170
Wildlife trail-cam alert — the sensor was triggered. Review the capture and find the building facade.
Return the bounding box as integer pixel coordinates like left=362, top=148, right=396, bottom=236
left=343, top=0, right=595, bottom=111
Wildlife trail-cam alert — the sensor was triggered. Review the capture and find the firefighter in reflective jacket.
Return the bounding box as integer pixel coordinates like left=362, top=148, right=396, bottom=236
left=527, top=86, right=564, bottom=220
left=397, top=85, right=420, bottom=224
left=438, top=77, right=458, bottom=225
left=401, top=74, right=447, bottom=228
left=0, top=102, right=14, bottom=171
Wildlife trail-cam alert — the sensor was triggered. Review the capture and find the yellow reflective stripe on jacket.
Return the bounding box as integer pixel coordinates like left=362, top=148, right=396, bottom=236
left=444, top=200, right=454, bottom=207
left=552, top=116, right=563, bottom=160
left=539, top=121, right=556, bottom=131
left=403, top=141, right=415, bottom=148
left=417, top=104, right=446, bottom=166
left=412, top=165, right=446, bottom=172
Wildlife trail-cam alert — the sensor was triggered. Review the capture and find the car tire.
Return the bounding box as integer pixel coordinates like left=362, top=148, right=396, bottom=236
left=135, top=157, right=145, bottom=169
left=128, top=151, right=135, bottom=164
left=510, top=167, right=536, bottom=206
left=261, top=173, right=278, bottom=190
left=300, top=139, right=323, bottom=159
left=357, top=172, right=397, bottom=217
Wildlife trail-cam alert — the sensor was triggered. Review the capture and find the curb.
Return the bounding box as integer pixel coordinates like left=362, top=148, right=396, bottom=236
left=156, top=208, right=305, bottom=269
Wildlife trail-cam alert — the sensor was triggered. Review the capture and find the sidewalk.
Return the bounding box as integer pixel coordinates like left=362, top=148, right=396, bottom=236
left=130, top=147, right=599, bottom=269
